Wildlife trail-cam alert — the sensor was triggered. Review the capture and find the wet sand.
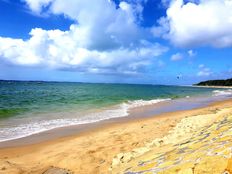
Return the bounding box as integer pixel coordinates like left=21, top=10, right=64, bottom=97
left=0, top=99, right=232, bottom=173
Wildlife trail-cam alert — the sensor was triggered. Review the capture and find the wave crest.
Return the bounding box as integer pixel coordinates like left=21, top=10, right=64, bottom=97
left=212, top=89, right=232, bottom=96
left=0, top=98, right=171, bottom=142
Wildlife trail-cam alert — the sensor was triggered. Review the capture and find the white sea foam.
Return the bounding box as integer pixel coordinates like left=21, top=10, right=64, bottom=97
left=0, top=98, right=171, bottom=142
left=212, top=89, right=232, bottom=96
left=125, top=98, right=171, bottom=109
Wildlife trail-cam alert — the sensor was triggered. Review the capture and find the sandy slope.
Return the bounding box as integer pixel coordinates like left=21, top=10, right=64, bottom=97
left=111, top=102, right=232, bottom=174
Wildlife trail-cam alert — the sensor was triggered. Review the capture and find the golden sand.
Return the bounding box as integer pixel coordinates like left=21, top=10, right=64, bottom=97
left=1, top=99, right=232, bottom=174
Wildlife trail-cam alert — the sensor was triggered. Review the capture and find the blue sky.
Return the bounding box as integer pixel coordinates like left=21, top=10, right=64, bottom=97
left=0, top=0, right=232, bottom=85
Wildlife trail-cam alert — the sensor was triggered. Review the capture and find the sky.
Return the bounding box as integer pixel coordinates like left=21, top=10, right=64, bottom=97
left=0, top=0, right=232, bottom=85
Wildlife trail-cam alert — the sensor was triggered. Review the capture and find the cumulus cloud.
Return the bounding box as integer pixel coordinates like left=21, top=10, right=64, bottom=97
left=0, top=0, right=168, bottom=75
left=0, top=28, right=167, bottom=74
left=170, top=53, right=183, bottom=61
left=22, top=0, right=146, bottom=50
left=154, top=0, right=232, bottom=48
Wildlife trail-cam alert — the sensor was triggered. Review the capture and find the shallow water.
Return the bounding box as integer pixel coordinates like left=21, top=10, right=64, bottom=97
left=0, top=80, right=231, bottom=142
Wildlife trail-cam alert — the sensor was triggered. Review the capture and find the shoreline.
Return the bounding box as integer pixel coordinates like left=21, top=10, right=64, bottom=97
left=0, top=98, right=232, bottom=173
left=0, top=94, right=228, bottom=148
left=1, top=84, right=231, bottom=144
left=192, top=85, right=232, bottom=89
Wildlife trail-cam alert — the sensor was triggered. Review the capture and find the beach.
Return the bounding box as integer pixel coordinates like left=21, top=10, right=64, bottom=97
left=1, top=0, right=232, bottom=173
left=1, top=98, right=232, bottom=174
left=1, top=82, right=223, bottom=143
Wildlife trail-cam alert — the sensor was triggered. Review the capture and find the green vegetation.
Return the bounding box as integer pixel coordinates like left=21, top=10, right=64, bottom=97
left=195, top=78, right=232, bottom=86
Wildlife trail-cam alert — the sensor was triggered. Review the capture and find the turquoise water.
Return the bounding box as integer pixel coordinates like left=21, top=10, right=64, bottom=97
left=0, top=81, right=214, bottom=118
left=0, top=81, right=231, bottom=142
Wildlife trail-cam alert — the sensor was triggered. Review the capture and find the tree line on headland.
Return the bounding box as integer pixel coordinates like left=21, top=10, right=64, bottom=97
left=195, top=78, right=232, bottom=86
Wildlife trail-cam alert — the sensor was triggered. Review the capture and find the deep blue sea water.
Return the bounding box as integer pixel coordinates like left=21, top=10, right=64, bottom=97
left=0, top=81, right=231, bottom=142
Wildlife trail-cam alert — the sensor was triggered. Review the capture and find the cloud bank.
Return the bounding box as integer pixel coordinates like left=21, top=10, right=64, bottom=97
left=1, top=0, right=232, bottom=77
left=0, top=0, right=167, bottom=74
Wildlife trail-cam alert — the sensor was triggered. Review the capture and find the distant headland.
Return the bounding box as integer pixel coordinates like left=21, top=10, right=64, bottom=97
left=195, top=78, right=232, bottom=87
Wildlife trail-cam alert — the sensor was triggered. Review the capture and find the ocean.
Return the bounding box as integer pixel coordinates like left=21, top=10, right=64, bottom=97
left=0, top=80, right=232, bottom=142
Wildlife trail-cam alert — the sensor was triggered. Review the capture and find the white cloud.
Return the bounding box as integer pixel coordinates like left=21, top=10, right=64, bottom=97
left=154, top=0, right=232, bottom=48
left=22, top=0, right=52, bottom=13
left=188, top=50, right=196, bottom=57
left=170, top=53, right=183, bottom=61
left=197, top=64, right=213, bottom=76
left=197, top=69, right=212, bottom=77
left=0, top=28, right=167, bottom=74
left=0, top=0, right=168, bottom=75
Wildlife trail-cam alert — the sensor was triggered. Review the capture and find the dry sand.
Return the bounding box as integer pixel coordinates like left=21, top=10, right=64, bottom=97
left=1, top=99, right=232, bottom=174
